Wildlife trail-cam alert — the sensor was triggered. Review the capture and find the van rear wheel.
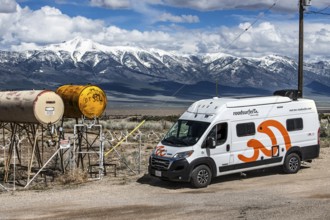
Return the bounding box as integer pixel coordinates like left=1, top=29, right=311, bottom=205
left=283, top=153, right=301, bottom=174
left=190, top=165, right=212, bottom=188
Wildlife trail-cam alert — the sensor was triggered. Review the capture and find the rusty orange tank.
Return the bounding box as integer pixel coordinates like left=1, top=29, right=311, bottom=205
left=56, top=85, right=107, bottom=119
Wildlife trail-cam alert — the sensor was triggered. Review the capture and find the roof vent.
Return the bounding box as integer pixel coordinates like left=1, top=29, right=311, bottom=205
left=273, top=90, right=300, bottom=101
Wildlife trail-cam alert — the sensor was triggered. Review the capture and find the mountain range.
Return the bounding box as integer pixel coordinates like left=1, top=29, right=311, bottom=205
left=0, top=37, right=329, bottom=107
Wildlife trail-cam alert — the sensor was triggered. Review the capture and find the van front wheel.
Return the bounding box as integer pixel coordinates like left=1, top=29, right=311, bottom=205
left=190, top=165, right=212, bottom=188
left=283, top=153, right=301, bottom=174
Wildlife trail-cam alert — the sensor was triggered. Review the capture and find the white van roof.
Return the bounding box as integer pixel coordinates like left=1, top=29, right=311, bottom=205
left=226, top=96, right=291, bottom=108
left=186, top=96, right=292, bottom=115
left=181, top=95, right=317, bottom=122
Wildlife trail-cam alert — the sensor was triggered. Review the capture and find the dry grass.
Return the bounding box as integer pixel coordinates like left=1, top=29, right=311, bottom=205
left=56, top=170, right=88, bottom=185
left=105, top=107, right=185, bottom=116
left=321, top=138, right=330, bottom=148
left=2, top=112, right=329, bottom=189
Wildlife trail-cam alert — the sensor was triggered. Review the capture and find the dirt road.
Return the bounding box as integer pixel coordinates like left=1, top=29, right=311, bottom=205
left=1, top=147, right=330, bottom=220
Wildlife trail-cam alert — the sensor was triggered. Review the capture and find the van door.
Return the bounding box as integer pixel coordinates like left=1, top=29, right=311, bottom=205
left=204, top=122, right=231, bottom=176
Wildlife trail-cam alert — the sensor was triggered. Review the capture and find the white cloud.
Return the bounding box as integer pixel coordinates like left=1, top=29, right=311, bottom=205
left=89, top=0, right=164, bottom=10
left=163, top=0, right=329, bottom=12
left=89, top=0, right=199, bottom=25
left=215, top=20, right=330, bottom=60
left=10, top=42, right=39, bottom=51
left=0, top=0, right=17, bottom=13
left=90, top=0, right=131, bottom=9
left=91, top=0, right=281, bottom=11
left=304, top=23, right=330, bottom=60
left=160, top=0, right=282, bottom=11
left=1, top=4, right=330, bottom=61
left=159, top=13, right=199, bottom=23
left=94, top=26, right=174, bottom=49
left=89, top=0, right=330, bottom=13
left=96, top=21, right=290, bottom=56
left=0, top=6, right=104, bottom=45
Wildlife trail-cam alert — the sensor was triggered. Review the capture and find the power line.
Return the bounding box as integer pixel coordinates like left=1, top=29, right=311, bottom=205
left=161, top=1, right=279, bottom=103
left=313, top=5, right=329, bottom=13
left=306, top=4, right=330, bottom=16
left=306, top=11, right=330, bottom=16
left=224, top=1, right=278, bottom=50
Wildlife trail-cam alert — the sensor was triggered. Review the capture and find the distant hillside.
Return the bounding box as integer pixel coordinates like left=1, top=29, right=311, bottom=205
left=0, top=37, right=329, bottom=106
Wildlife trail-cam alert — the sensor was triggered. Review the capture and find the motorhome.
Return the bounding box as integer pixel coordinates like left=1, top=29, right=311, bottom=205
left=149, top=91, right=320, bottom=188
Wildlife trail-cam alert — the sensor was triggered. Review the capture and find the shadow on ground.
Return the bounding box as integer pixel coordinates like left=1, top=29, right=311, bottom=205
left=137, top=165, right=311, bottom=189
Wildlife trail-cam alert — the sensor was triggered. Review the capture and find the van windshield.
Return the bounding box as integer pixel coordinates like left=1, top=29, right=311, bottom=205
left=162, top=120, right=210, bottom=147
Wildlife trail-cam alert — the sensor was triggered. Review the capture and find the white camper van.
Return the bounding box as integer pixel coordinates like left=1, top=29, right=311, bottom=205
left=149, top=91, right=320, bottom=188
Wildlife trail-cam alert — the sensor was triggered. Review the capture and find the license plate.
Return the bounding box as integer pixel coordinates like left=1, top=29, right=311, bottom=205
left=155, top=170, right=162, bottom=177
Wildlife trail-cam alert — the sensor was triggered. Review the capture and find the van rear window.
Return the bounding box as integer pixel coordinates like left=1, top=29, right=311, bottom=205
left=236, top=122, right=256, bottom=137
left=286, top=118, right=303, bottom=131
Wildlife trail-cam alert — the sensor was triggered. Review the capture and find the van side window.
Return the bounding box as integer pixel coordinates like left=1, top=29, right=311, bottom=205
left=236, top=122, right=255, bottom=137
left=286, top=118, right=303, bottom=131
left=206, top=123, right=228, bottom=146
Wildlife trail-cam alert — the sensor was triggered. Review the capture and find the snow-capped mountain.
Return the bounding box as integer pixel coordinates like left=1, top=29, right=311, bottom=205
left=0, top=37, right=329, bottom=105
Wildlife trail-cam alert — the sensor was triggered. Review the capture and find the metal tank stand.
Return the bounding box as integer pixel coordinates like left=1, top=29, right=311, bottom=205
left=0, top=122, right=63, bottom=188
left=0, top=126, right=10, bottom=191
left=0, top=182, right=8, bottom=191
left=24, top=138, right=71, bottom=189
left=73, top=117, right=105, bottom=180
left=52, top=118, right=76, bottom=173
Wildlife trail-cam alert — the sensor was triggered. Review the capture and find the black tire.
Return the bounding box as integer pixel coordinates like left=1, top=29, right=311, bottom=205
left=283, top=153, right=301, bottom=174
left=190, top=165, right=212, bottom=188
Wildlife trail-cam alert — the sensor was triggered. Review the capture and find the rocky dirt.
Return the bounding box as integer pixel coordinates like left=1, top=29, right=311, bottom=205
left=1, top=147, right=330, bottom=220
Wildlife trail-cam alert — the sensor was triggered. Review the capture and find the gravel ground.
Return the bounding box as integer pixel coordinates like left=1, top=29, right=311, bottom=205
left=1, top=147, right=330, bottom=220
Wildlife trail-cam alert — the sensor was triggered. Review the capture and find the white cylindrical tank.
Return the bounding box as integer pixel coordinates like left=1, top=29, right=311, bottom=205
left=0, top=90, right=64, bottom=125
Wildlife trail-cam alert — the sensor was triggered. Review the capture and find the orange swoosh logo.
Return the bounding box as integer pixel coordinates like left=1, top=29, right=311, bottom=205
left=238, top=120, right=292, bottom=163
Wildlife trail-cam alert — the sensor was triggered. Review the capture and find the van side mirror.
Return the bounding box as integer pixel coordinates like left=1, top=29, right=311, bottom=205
left=205, top=137, right=216, bottom=149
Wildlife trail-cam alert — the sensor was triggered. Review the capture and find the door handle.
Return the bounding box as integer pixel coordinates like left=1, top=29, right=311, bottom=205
left=226, top=144, right=230, bottom=152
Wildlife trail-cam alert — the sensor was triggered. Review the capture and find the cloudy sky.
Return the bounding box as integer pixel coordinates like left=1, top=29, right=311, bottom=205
left=0, top=0, right=329, bottom=61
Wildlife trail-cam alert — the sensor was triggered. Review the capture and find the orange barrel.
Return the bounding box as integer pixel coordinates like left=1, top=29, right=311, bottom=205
left=0, top=90, right=64, bottom=125
left=56, top=85, right=107, bottom=119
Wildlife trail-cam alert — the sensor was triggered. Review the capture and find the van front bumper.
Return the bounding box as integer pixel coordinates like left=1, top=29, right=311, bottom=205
left=148, top=156, right=190, bottom=182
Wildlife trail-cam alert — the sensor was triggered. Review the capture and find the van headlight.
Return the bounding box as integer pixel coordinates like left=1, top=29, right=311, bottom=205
left=173, top=150, right=194, bottom=159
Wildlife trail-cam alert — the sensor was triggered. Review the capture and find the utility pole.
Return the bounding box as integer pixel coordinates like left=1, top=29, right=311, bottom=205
left=298, top=0, right=311, bottom=98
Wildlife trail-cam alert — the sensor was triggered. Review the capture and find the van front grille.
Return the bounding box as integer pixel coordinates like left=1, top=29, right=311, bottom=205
left=151, top=157, right=171, bottom=170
